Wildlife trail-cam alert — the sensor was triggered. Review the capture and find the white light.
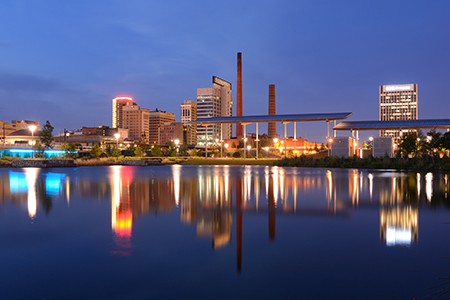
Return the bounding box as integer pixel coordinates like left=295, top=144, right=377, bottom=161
left=384, top=84, right=413, bottom=92
left=386, top=226, right=412, bottom=246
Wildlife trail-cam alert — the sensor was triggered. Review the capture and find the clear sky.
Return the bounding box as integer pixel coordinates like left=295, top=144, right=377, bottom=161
left=1, top=0, right=449, bottom=142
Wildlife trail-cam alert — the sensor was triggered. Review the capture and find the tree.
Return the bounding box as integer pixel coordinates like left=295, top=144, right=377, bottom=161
left=39, top=120, right=54, bottom=149
left=134, top=146, right=144, bottom=157
left=398, top=132, right=418, bottom=157
left=90, top=143, right=102, bottom=158
left=151, top=145, right=162, bottom=157
left=61, top=143, right=78, bottom=158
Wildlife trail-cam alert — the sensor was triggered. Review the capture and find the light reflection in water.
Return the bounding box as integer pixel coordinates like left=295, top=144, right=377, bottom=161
left=110, top=166, right=133, bottom=256
left=172, top=165, right=181, bottom=207
left=426, top=172, right=433, bottom=202
left=3, top=167, right=450, bottom=252
left=24, top=168, right=39, bottom=219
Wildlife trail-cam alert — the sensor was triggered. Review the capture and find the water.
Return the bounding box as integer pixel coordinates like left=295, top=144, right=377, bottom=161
left=0, top=165, right=449, bottom=300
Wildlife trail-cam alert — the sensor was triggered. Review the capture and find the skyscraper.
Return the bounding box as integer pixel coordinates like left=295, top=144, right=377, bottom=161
left=180, top=100, right=197, bottom=146
left=379, top=84, right=418, bottom=142
left=196, top=76, right=232, bottom=146
left=149, top=109, right=176, bottom=145
left=112, top=96, right=135, bottom=128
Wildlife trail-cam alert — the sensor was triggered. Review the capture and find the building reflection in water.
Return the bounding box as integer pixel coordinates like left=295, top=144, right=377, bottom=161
left=2, top=166, right=450, bottom=256
left=6, top=168, right=68, bottom=220
left=110, top=166, right=134, bottom=256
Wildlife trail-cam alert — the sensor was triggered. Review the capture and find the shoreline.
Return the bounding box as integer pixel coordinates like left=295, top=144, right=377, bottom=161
left=1, top=156, right=449, bottom=171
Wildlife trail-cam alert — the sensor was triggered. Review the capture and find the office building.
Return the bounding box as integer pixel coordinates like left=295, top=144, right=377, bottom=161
left=379, top=84, right=418, bottom=143
left=180, top=100, right=197, bottom=146
left=112, top=96, right=135, bottom=128
left=159, top=122, right=183, bottom=146
left=149, top=109, right=176, bottom=145
left=122, top=104, right=150, bottom=143
left=196, top=76, right=233, bottom=146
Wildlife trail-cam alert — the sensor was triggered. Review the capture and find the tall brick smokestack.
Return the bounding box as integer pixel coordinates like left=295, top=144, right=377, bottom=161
left=236, top=52, right=243, bottom=138
left=268, top=84, right=277, bottom=138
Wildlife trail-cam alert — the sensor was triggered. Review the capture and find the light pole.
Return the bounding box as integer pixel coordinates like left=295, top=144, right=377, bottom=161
left=174, top=139, right=180, bottom=156
left=327, top=137, right=333, bottom=156
left=29, top=125, right=37, bottom=158
left=114, top=133, right=120, bottom=149
left=224, top=143, right=229, bottom=157
left=29, top=125, right=37, bottom=146
left=247, top=145, right=251, bottom=158
left=243, top=137, right=248, bottom=158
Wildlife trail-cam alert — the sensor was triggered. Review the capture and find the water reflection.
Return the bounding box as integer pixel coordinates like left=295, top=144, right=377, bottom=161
left=1, top=166, right=450, bottom=252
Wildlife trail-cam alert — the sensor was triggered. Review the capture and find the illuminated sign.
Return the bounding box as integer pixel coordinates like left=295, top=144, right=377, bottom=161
left=383, top=84, right=414, bottom=92
left=212, top=76, right=232, bottom=89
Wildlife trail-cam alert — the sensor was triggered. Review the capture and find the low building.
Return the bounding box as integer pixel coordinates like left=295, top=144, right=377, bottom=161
left=373, top=137, right=394, bottom=158
left=331, top=137, right=356, bottom=157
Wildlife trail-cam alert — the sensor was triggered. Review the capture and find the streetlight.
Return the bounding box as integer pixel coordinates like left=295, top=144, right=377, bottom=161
left=174, top=139, right=180, bottom=156
left=29, top=125, right=37, bottom=146
left=246, top=145, right=251, bottom=158
left=224, top=143, right=229, bottom=157
left=327, top=137, right=333, bottom=156
left=243, top=137, right=248, bottom=158
left=29, top=124, right=37, bottom=158
left=114, top=132, right=120, bottom=149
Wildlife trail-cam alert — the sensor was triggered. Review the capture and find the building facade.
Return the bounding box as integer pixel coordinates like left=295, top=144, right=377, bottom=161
left=112, top=96, right=135, bottom=128
left=149, top=110, right=176, bottom=145
left=122, top=105, right=150, bottom=143
left=379, top=84, right=418, bottom=143
left=180, top=100, right=197, bottom=146
left=159, top=122, right=183, bottom=146
left=196, top=76, right=233, bottom=146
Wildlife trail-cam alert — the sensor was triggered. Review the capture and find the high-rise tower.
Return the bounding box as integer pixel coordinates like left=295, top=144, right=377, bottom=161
left=112, top=96, right=135, bottom=128
left=196, top=76, right=232, bottom=146
left=379, top=84, right=418, bottom=143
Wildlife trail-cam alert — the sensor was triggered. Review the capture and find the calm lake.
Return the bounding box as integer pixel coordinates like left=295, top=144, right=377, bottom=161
left=0, top=165, right=449, bottom=300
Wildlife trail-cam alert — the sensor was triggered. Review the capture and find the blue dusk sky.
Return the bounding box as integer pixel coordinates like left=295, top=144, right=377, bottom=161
left=1, top=0, right=449, bottom=141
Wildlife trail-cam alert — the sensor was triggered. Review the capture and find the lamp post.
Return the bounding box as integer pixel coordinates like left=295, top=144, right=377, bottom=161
left=29, top=125, right=37, bottom=158
left=114, top=132, right=120, bottom=149
left=29, top=125, right=37, bottom=146
left=247, top=145, right=251, bottom=158
left=243, top=137, right=248, bottom=158
left=224, top=143, right=229, bottom=157
left=327, top=137, right=333, bottom=157
left=174, top=139, right=180, bottom=156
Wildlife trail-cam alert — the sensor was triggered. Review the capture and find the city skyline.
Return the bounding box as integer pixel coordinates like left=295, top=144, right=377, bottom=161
left=1, top=1, right=450, bottom=142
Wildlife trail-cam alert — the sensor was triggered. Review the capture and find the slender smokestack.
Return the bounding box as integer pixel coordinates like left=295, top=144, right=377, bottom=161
left=236, top=52, right=243, bottom=138
left=268, top=84, right=277, bottom=138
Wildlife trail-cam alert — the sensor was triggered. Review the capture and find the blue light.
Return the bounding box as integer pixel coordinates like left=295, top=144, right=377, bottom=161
left=9, top=171, right=28, bottom=193
left=45, top=173, right=66, bottom=196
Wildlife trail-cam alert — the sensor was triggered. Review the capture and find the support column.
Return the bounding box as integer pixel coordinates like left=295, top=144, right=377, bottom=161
left=255, top=123, right=259, bottom=160
left=220, top=124, right=223, bottom=158
left=205, top=125, right=208, bottom=158
left=293, top=122, right=297, bottom=154
left=243, top=123, right=247, bottom=158
left=283, top=122, right=288, bottom=158
left=333, top=120, right=337, bottom=137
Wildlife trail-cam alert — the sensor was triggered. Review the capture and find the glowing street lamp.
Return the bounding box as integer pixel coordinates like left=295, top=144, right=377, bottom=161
left=246, top=145, right=251, bottom=158
left=174, top=139, right=180, bottom=156
left=327, top=137, right=333, bottom=156
left=369, top=136, right=374, bottom=142
left=29, top=124, right=37, bottom=146
left=114, top=132, right=120, bottom=148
